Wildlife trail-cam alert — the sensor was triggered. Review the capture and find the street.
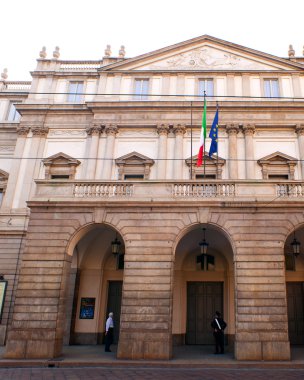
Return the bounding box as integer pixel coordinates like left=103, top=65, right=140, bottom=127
left=0, top=367, right=304, bottom=380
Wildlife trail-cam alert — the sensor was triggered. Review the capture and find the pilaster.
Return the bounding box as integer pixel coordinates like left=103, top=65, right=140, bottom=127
left=243, top=124, right=255, bottom=179
left=173, top=124, right=186, bottom=179
left=156, top=124, right=170, bottom=179
left=226, top=123, right=239, bottom=179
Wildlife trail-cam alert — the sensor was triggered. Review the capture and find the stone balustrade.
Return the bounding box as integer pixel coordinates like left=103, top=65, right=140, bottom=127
left=32, top=179, right=304, bottom=202
left=0, top=81, right=31, bottom=91
left=59, top=61, right=102, bottom=71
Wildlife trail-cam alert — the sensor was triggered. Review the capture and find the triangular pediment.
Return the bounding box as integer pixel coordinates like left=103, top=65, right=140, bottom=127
left=258, top=151, right=297, bottom=164
left=115, top=151, right=154, bottom=166
left=102, top=35, right=304, bottom=72
left=185, top=154, right=225, bottom=166
left=43, top=152, right=81, bottom=166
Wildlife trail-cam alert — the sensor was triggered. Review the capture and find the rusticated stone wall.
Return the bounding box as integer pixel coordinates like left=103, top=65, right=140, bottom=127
left=4, top=203, right=304, bottom=360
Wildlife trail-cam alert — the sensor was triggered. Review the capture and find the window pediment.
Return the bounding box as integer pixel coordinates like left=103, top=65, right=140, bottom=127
left=43, top=152, right=80, bottom=179
left=115, top=151, right=154, bottom=180
left=0, top=169, right=9, bottom=183
left=258, top=151, right=297, bottom=180
left=185, top=154, right=225, bottom=179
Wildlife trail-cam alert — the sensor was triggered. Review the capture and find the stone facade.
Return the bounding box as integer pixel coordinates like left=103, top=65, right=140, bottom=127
left=0, top=35, right=304, bottom=361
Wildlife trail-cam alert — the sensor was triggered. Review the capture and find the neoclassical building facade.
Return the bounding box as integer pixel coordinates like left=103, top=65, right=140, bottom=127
left=0, top=35, right=304, bottom=361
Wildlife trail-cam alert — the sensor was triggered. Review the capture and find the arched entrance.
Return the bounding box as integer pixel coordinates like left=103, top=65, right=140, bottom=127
left=64, top=224, right=125, bottom=347
left=284, top=227, right=304, bottom=345
left=173, top=224, right=235, bottom=350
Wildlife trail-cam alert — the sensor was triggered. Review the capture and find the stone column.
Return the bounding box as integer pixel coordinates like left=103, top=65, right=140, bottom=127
left=243, top=124, right=255, bottom=179
left=173, top=124, right=186, bottom=179
left=156, top=124, right=169, bottom=179
left=296, top=124, right=304, bottom=179
left=18, top=126, right=49, bottom=208
left=102, top=124, right=118, bottom=179
left=85, top=124, right=103, bottom=179
left=1, top=127, right=29, bottom=211
left=226, top=124, right=239, bottom=179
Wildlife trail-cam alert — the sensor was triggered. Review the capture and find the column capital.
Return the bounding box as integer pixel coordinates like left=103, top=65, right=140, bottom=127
left=16, top=126, right=30, bottom=137
left=157, top=124, right=170, bottom=136
left=173, top=124, right=186, bottom=136
left=31, top=126, right=49, bottom=137
left=86, top=124, right=103, bottom=136
left=105, top=124, right=118, bottom=136
left=243, top=124, right=255, bottom=136
left=295, top=124, right=304, bottom=136
left=226, top=123, right=239, bottom=136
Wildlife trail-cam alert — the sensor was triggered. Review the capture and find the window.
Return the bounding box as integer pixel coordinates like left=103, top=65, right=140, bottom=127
left=198, top=79, right=214, bottom=97
left=43, top=152, right=80, bottom=179
left=134, top=79, right=149, bottom=100
left=7, top=102, right=21, bottom=121
left=264, top=79, right=280, bottom=98
left=51, top=175, right=70, bottom=179
left=268, top=174, right=289, bottom=180
left=0, top=189, right=3, bottom=206
left=67, top=81, right=84, bottom=102
left=124, top=174, right=144, bottom=180
left=195, top=174, right=216, bottom=179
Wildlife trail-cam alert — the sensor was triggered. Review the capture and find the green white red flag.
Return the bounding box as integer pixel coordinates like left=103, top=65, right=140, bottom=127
left=197, top=97, right=207, bottom=166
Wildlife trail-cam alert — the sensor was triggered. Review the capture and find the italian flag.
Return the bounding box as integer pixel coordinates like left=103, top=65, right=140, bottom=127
left=197, top=98, right=207, bottom=166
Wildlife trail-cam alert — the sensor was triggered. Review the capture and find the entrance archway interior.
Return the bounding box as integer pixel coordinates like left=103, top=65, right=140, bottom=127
left=64, top=224, right=124, bottom=346
left=284, top=227, right=304, bottom=345
left=173, top=224, right=234, bottom=348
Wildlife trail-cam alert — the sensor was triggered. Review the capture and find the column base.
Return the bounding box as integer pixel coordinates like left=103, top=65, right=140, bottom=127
left=117, top=331, right=172, bottom=360
left=235, top=340, right=290, bottom=361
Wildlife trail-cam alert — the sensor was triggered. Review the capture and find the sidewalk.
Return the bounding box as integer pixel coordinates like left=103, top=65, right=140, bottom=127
left=0, top=345, right=303, bottom=369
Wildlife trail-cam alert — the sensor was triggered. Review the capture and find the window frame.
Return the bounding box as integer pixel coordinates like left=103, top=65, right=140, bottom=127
left=263, top=78, right=280, bottom=98
left=67, top=81, right=84, bottom=102
left=198, top=78, right=214, bottom=97
left=6, top=101, right=21, bottom=122
left=134, top=78, right=149, bottom=100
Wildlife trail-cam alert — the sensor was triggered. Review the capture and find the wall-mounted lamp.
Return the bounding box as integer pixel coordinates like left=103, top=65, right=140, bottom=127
left=291, top=231, right=301, bottom=257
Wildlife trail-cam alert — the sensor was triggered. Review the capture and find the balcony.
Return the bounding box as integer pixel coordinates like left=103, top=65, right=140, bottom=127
left=32, top=180, right=304, bottom=205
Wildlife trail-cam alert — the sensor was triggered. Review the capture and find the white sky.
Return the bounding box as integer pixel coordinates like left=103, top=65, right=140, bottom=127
left=1, top=0, right=303, bottom=81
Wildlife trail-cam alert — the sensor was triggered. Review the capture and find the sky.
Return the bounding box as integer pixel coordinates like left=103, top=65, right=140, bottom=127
left=0, top=0, right=303, bottom=81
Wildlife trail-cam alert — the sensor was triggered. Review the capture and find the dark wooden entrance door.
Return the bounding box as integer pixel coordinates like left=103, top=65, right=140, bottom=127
left=186, top=282, right=223, bottom=344
left=106, top=281, right=123, bottom=344
left=286, top=282, right=304, bottom=344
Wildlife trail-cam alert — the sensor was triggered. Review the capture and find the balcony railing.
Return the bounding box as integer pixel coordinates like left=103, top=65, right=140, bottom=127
left=33, top=180, right=304, bottom=203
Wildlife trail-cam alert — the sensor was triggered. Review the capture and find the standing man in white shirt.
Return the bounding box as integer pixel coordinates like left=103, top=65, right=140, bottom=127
left=105, top=312, right=114, bottom=352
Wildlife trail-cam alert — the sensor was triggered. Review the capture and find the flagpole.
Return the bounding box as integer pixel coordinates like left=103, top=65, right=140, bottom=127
left=216, top=101, right=219, bottom=179
left=190, top=101, right=193, bottom=180
left=203, top=91, right=206, bottom=179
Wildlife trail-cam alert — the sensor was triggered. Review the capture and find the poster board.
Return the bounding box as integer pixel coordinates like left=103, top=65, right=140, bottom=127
left=79, top=297, right=95, bottom=319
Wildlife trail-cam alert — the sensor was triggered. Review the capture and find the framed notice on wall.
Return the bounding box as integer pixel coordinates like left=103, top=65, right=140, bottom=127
left=79, top=297, right=95, bottom=319
left=0, top=281, right=7, bottom=322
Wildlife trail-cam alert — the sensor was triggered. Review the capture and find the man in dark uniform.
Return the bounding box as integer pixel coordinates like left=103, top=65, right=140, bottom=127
left=211, top=311, right=227, bottom=354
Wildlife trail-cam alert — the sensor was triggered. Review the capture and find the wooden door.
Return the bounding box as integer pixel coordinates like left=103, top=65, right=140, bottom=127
left=286, top=282, right=304, bottom=344
left=186, top=282, right=223, bottom=344
left=106, top=281, right=123, bottom=344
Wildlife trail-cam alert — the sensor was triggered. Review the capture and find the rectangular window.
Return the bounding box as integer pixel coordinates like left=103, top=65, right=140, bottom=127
left=124, top=174, right=144, bottom=180
left=198, top=79, right=214, bottom=97
left=51, top=175, right=70, bottom=179
left=264, top=79, right=280, bottom=98
left=0, top=190, right=3, bottom=206
left=67, top=81, right=84, bottom=102
left=134, top=79, right=149, bottom=100
left=268, top=174, right=289, bottom=180
left=7, top=102, right=21, bottom=121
